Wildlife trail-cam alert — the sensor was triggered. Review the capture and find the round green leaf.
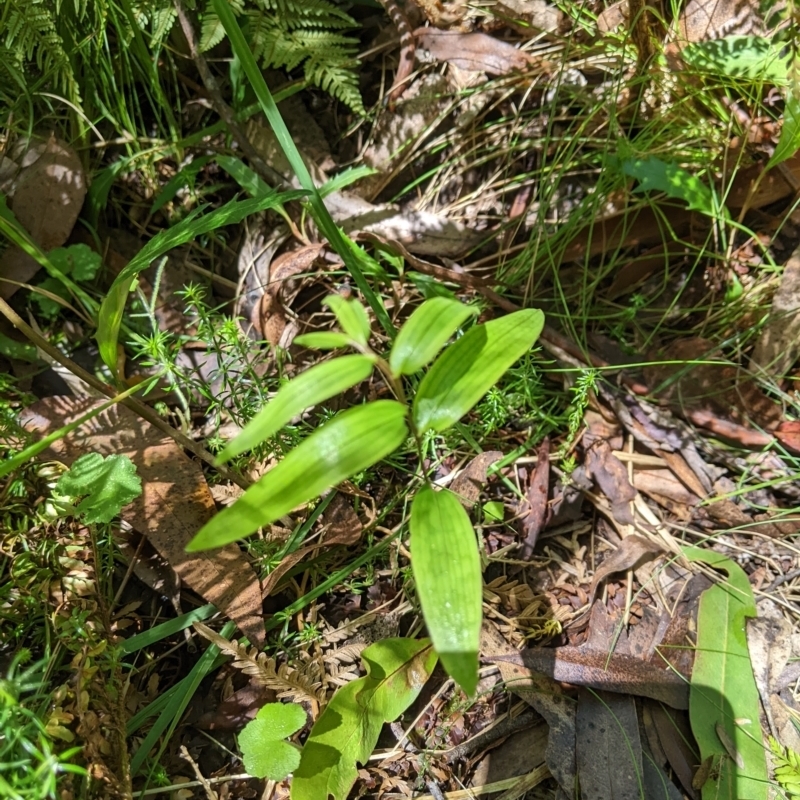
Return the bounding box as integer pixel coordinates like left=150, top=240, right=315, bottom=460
left=410, top=486, right=482, bottom=695
left=217, top=355, right=375, bottom=463
left=188, top=400, right=408, bottom=550
left=389, top=298, right=478, bottom=376
left=412, top=309, right=544, bottom=433
left=239, top=703, right=305, bottom=780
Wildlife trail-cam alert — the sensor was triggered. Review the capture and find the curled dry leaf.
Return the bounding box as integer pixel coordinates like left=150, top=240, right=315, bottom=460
left=0, top=134, right=87, bottom=299
left=20, top=397, right=265, bottom=646
left=256, top=243, right=326, bottom=346
left=449, top=450, right=504, bottom=508
left=261, top=493, right=363, bottom=598
left=586, top=533, right=664, bottom=604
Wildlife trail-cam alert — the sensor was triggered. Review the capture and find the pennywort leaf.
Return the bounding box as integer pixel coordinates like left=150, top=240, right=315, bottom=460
left=291, top=638, right=437, bottom=800
left=56, top=453, right=142, bottom=524
left=389, top=298, right=478, bottom=376
left=684, top=547, right=767, bottom=800
left=217, top=355, right=375, bottom=463
left=410, top=486, right=482, bottom=695
left=188, top=401, right=408, bottom=550
left=323, top=295, right=371, bottom=347
left=412, top=309, right=544, bottom=433
left=238, top=703, right=305, bottom=781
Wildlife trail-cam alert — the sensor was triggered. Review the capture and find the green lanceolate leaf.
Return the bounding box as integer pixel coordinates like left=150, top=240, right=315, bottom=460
left=188, top=400, right=408, bottom=550
left=293, top=332, right=355, bottom=350
left=238, top=703, right=306, bottom=781
left=410, top=486, right=482, bottom=695
left=97, top=192, right=304, bottom=375
left=412, top=309, right=544, bottom=433
left=768, top=94, right=800, bottom=170
left=684, top=547, right=767, bottom=800
left=323, top=294, right=371, bottom=346
left=389, top=298, right=478, bottom=376
left=217, top=355, right=375, bottom=463
left=291, top=638, right=437, bottom=800
left=619, top=157, right=723, bottom=218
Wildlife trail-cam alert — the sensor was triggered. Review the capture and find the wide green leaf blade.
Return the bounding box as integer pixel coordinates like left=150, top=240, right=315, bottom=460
left=412, top=309, right=544, bottom=433
left=389, top=298, right=478, bottom=376
left=768, top=94, right=800, bottom=170
left=188, top=400, right=408, bottom=550
left=323, top=295, right=371, bottom=346
left=410, top=486, right=482, bottom=695
left=291, top=638, right=437, bottom=800
left=217, top=355, right=375, bottom=463
left=684, top=547, right=767, bottom=800
left=96, top=192, right=304, bottom=375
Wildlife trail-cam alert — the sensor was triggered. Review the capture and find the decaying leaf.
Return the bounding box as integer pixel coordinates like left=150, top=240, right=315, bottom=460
left=585, top=439, right=637, bottom=524
left=576, top=689, right=643, bottom=799
left=20, top=397, right=265, bottom=645
left=518, top=437, right=550, bottom=560
left=415, top=29, right=536, bottom=75
left=0, top=135, right=87, bottom=299
left=750, top=242, right=800, bottom=378
left=587, top=533, right=664, bottom=603
left=449, top=450, right=504, bottom=508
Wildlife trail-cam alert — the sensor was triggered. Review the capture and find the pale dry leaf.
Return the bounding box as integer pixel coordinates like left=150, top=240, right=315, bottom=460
left=449, top=450, right=504, bottom=507
left=0, top=134, right=87, bottom=299
left=20, top=397, right=265, bottom=645
left=415, top=29, right=535, bottom=75
left=750, top=242, right=800, bottom=378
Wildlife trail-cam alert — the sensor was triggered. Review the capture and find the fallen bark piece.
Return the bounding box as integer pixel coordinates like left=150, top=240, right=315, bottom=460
left=20, top=396, right=265, bottom=645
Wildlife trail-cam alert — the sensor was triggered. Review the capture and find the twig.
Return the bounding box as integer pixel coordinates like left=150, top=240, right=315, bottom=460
left=0, top=297, right=250, bottom=490
left=172, top=0, right=286, bottom=190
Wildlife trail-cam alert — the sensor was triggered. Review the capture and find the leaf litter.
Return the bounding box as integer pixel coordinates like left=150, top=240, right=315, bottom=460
left=9, top=0, right=800, bottom=796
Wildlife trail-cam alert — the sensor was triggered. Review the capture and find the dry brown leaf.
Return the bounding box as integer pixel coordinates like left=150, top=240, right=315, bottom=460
left=587, top=534, right=664, bottom=603
left=415, top=29, right=535, bottom=75
left=584, top=439, right=637, bottom=524
left=0, top=135, right=87, bottom=299
left=449, top=450, right=504, bottom=507
left=196, top=681, right=276, bottom=731
left=576, top=690, right=643, bottom=798
left=261, top=493, right=362, bottom=598
left=751, top=243, right=800, bottom=378
left=256, top=243, right=325, bottom=345
left=518, top=437, right=550, bottom=560
left=20, top=397, right=265, bottom=645
left=481, top=619, right=577, bottom=795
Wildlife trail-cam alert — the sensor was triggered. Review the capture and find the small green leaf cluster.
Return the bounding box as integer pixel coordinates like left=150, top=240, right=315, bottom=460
left=0, top=651, right=86, bottom=800
left=238, top=639, right=437, bottom=800
left=189, top=294, right=544, bottom=695
left=32, top=244, right=101, bottom=318
left=770, top=737, right=800, bottom=797
left=54, top=453, right=142, bottom=524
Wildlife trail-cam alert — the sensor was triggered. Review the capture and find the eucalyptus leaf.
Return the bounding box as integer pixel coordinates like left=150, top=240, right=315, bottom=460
left=293, top=332, right=354, bottom=350
left=188, top=400, right=408, bottom=550
left=291, top=638, right=437, bottom=800
left=412, top=309, right=544, bottom=433
left=410, top=486, right=482, bottom=695
left=217, top=355, right=375, bottom=463
left=389, top=298, right=478, bottom=376
left=684, top=547, right=767, bottom=800
left=323, top=295, right=371, bottom=346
